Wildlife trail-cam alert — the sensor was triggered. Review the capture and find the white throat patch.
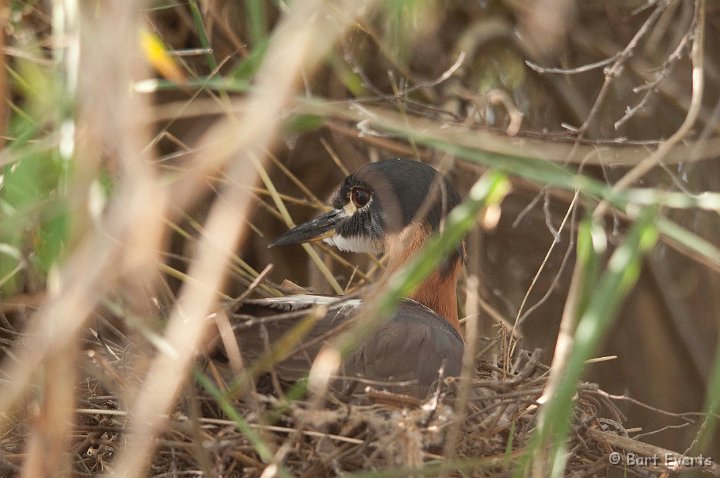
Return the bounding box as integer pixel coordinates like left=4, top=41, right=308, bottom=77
left=324, top=234, right=383, bottom=254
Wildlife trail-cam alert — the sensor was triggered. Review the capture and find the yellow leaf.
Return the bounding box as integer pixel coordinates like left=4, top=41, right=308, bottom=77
left=140, top=29, right=185, bottom=83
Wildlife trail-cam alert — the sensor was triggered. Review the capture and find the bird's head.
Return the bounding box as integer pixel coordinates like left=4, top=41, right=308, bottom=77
left=271, top=158, right=465, bottom=274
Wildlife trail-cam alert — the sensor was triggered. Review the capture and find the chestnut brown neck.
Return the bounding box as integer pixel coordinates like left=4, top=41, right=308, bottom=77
left=384, top=225, right=463, bottom=338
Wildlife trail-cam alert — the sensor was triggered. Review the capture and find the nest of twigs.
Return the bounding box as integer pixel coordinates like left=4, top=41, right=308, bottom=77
left=5, top=312, right=711, bottom=478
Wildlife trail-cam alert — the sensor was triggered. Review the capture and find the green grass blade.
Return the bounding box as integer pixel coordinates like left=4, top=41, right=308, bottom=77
left=689, top=342, right=720, bottom=454
left=232, top=39, right=268, bottom=80
left=516, top=207, right=659, bottom=477
left=135, top=76, right=251, bottom=93
left=194, top=369, right=292, bottom=478
left=576, top=218, right=604, bottom=315
left=246, top=0, right=267, bottom=47
left=187, top=0, right=218, bottom=72
left=656, top=216, right=720, bottom=265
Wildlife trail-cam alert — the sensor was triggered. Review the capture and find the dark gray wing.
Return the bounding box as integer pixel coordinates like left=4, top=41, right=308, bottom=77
left=221, top=296, right=463, bottom=398
left=343, top=300, right=463, bottom=397
left=227, top=297, right=362, bottom=381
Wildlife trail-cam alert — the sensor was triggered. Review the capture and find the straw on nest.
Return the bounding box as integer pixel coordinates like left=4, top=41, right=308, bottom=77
left=4, top=307, right=712, bottom=478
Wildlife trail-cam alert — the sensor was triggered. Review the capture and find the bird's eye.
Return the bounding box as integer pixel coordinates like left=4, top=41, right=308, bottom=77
left=350, top=187, right=371, bottom=208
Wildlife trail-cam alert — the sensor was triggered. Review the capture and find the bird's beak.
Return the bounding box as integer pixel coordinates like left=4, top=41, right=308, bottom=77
left=270, top=208, right=349, bottom=247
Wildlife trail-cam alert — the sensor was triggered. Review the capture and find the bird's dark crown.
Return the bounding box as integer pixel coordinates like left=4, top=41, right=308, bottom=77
left=328, top=158, right=465, bottom=273
left=333, top=159, right=460, bottom=234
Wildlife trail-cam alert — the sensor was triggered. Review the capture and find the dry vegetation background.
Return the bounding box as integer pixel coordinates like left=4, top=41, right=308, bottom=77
left=1, top=0, right=720, bottom=476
